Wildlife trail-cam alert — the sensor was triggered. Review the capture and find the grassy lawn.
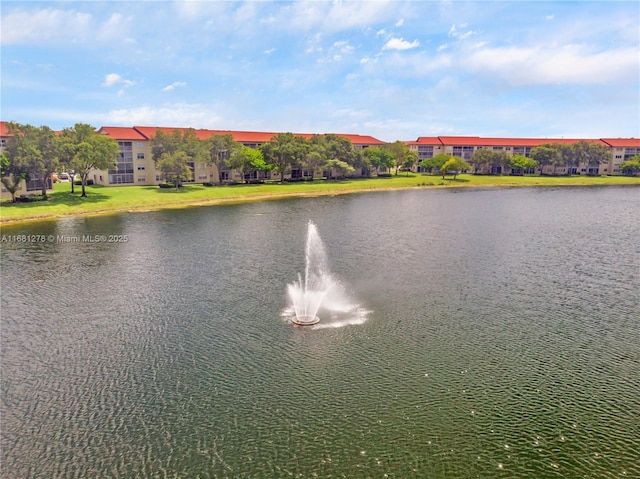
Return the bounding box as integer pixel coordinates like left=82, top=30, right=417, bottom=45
left=1, top=174, right=638, bottom=224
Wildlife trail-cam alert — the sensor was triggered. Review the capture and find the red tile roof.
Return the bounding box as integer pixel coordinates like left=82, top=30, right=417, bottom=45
left=126, top=126, right=385, bottom=145
left=405, top=136, right=623, bottom=148
left=99, top=126, right=147, bottom=141
left=437, top=136, right=603, bottom=147
left=0, top=121, right=62, bottom=137
left=601, top=138, right=640, bottom=148
left=413, top=137, right=444, bottom=145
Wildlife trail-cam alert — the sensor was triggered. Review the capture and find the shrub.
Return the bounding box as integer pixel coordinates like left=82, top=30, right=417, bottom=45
left=202, top=182, right=214, bottom=187
left=158, top=183, right=174, bottom=189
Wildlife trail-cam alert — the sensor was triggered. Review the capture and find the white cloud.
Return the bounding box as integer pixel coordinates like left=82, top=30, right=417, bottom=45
left=383, top=37, right=420, bottom=51
left=103, top=73, right=122, bottom=87
left=333, top=41, right=354, bottom=54
left=172, top=1, right=229, bottom=22
left=395, top=19, right=404, bottom=27
left=105, top=103, right=222, bottom=128
left=448, top=24, right=478, bottom=40
left=283, top=1, right=400, bottom=33
left=1, top=8, right=92, bottom=44
left=467, top=44, right=639, bottom=85
left=546, top=14, right=555, bottom=21
left=102, top=73, right=135, bottom=88
left=264, top=48, right=276, bottom=54
left=331, top=108, right=372, bottom=120
left=162, top=81, right=187, bottom=92
left=1, top=7, right=130, bottom=45
left=372, top=51, right=452, bottom=77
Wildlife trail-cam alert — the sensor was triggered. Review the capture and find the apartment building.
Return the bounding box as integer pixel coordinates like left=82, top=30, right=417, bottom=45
left=94, top=126, right=386, bottom=187
left=2, top=121, right=639, bottom=199
left=407, top=136, right=640, bottom=175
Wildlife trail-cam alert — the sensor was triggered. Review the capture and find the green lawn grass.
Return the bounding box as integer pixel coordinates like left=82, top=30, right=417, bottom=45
left=1, top=174, right=638, bottom=224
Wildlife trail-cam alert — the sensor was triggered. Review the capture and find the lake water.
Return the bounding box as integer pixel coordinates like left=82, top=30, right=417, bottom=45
left=1, top=186, right=639, bottom=478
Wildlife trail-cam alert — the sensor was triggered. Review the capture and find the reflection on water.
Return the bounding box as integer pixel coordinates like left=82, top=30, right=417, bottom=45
left=2, top=187, right=639, bottom=478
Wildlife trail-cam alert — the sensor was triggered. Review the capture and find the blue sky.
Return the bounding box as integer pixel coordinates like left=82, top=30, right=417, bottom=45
left=2, top=1, right=639, bottom=141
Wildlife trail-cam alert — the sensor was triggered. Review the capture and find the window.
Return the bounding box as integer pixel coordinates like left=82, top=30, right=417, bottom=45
left=138, top=176, right=146, bottom=182
left=136, top=142, right=145, bottom=148
left=109, top=141, right=135, bottom=184
left=155, top=175, right=161, bottom=182
left=137, top=153, right=145, bottom=160
left=137, top=165, right=146, bottom=170
left=454, top=146, right=474, bottom=159
left=198, top=174, right=208, bottom=180
left=0, top=139, right=6, bottom=148
left=418, top=145, right=433, bottom=159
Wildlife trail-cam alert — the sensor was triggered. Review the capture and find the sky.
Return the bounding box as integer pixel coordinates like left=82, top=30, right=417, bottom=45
left=1, top=1, right=639, bottom=142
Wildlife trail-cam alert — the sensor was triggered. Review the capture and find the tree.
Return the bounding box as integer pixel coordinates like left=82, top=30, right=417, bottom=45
left=151, top=128, right=210, bottom=185
left=531, top=145, right=560, bottom=175
left=420, top=153, right=450, bottom=174
left=619, top=155, right=640, bottom=175
left=260, top=133, right=309, bottom=182
left=554, top=143, right=577, bottom=174
left=572, top=141, right=611, bottom=174
left=440, top=157, right=471, bottom=179
left=206, top=134, right=239, bottom=183
left=4, top=122, right=59, bottom=197
left=469, top=149, right=509, bottom=174
left=228, top=146, right=270, bottom=183
left=156, top=151, right=193, bottom=189
left=509, top=154, right=538, bottom=175
left=402, top=149, right=419, bottom=175
left=364, top=147, right=394, bottom=175
left=307, top=134, right=361, bottom=177
left=0, top=152, right=26, bottom=202
left=323, top=134, right=360, bottom=169
left=384, top=141, right=415, bottom=175
left=58, top=123, right=118, bottom=197
left=303, top=150, right=325, bottom=178
left=152, top=129, right=208, bottom=163
left=325, top=159, right=355, bottom=179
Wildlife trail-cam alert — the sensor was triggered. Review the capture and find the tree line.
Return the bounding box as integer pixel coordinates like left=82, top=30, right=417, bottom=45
left=1, top=123, right=119, bottom=201
left=419, top=141, right=620, bottom=177
left=3, top=123, right=639, bottom=202
left=150, top=130, right=420, bottom=188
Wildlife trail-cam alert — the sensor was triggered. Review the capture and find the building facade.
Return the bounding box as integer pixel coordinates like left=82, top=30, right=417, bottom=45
left=407, top=136, right=640, bottom=176
left=93, top=126, right=387, bottom=187
left=2, top=120, right=639, bottom=199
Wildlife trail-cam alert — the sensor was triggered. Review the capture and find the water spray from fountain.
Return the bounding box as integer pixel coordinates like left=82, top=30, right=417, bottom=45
left=286, top=222, right=368, bottom=327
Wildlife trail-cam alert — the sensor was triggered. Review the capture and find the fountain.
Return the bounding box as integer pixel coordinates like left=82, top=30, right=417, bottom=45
left=286, top=222, right=367, bottom=327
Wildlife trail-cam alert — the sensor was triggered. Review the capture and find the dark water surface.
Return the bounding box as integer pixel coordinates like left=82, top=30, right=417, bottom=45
left=2, top=187, right=639, bottom=478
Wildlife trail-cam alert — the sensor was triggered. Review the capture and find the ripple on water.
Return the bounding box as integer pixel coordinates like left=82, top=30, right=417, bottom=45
left=1, top=188, right=639, bottom=478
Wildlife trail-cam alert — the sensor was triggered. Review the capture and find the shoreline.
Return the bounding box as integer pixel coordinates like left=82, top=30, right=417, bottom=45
left=1, top=177, right=639, bottom=226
